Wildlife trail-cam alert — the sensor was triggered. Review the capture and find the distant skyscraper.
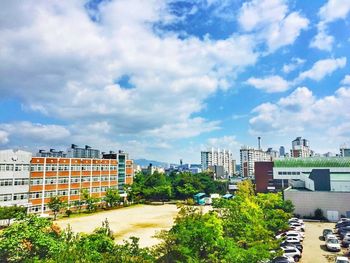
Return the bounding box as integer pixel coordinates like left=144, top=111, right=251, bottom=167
left=67, top=144, right=100, bottom=159
left=201, top=148, right=234, bottom=178
left=340, top=146, right=350, bottom=157
left=291, top=137, right=313, bottom=158
left=240, top=147, right=272, bottom=177
left=279, top=146, right=285, bottom=157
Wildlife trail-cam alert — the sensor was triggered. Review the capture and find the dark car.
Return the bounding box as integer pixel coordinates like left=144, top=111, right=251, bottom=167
left=281, top=241, right=303, bottom=253
left=339, top=227, right=350, bottom=239
left=336, top=221, right=350, bottom=229
left=323, top=229, right=333, bottom=240
left=272, top=256, right=292, bottom=263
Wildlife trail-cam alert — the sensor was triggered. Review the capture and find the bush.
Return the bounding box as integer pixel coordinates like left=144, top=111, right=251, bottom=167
left=65, top=209, right=72, bottom=217
left=314, top=208, right=324, bottom=220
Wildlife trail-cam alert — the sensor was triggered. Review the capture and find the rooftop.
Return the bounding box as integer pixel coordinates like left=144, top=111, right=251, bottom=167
left=274, top=158, right=350, bottom=168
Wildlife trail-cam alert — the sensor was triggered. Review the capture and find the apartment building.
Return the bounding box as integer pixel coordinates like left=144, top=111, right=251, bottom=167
left=291, top=137, right=313, bottom=158
left=0, top=148, right=134, bottom=214
left=0, top=150, right=32, bottom=207
left=240, top=147, right=272, bottom=177
left=201, top=148, right=234, bottom=178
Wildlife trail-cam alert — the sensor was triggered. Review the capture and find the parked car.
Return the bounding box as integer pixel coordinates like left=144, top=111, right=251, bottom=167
left=326, top=238, right=341, bottom=252
left=281, top=246, right=301, bottom=262
left=289, top=218, right=304, bottom=224
left=326, top=234, right=338, bottom=242
left=289, top=223, right=305, bottom=231
left=323, top=229, right=333, bottom=240
left=336, top=221, right=350, bottom=229
left=272, top=256, right=295, bottom=263
left=285, top=237, right=303, bottom=245
left=335, top=256, right=350, bottom=263
left=285, top=231, right=304, bottom=241
left=337, top=218, right=350, bottom=224
left=342, top=235, right=350, bottom=247
left=338, top=227, right=350, bottom=238
left=280, top=241, right=303, bottom=253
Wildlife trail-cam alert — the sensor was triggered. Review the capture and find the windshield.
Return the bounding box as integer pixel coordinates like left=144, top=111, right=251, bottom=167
left=328, top=239, right=338, bottom=244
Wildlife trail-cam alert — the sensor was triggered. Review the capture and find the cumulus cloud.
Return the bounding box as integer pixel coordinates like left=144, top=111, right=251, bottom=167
left=246, top=75, right=289, bottom=93
left=310, top=0, right=350, bottom=51
left=249, top=87, right=350, bottom=146
left=0, top=130, right=9, bottom=144
left=0, top=0, right=259, bottom=156
left=282, top=58, right=306, bottom=74
left=0, top=122, right=71, bottom=146
left=296, top=57, right=346, bottom=82
left=341, top=75, right=350, bottom=85
left=238, top=0, right=309, bottom=51
left=205, top=135, right=240, bottom=151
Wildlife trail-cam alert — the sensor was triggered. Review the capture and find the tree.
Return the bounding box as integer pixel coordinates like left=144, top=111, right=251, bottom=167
left=104, top=188, right=121, bottom=208
left=81, top=189, right=100, bottom=212
left=0, top=206, right=27, bottom=226
left=48, top=196, right=66, bottom=220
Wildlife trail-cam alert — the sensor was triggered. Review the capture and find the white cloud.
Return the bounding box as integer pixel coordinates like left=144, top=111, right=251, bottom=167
left=282, top=57, right=306, bottom=74
left=341, top=75, right=350, bottom=85
left=246, top=75, right=289, bottom=93
left=238, top=0, right=309, bottom=51
left=249, top=87, right=350, bottom=149
left=0, top=0, right=260, bottom=157
left=310, top=0, right=350, bottom=51
left=309, top=27, right=334, bottom=51
left=0, top=130, right=9, bottom=144
left=296, top=57, right=346, bottom=82
left=205, top=135, right=240, bottom=151
left=0, top=122, right=71, bottom=146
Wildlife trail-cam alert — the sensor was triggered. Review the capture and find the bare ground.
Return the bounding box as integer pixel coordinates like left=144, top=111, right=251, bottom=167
left=300, top=221, right=349, bottom=263
left=57, top=204, right=179, bottom=247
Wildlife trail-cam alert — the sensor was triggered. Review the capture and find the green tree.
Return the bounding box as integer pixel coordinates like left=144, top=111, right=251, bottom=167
left=48, top=196, right=66, bottom=220
left=104, top=188, right=121, bottom=208
left=81, top=189, right=100, bottom=212
left=0, top=206, right=27, bottom=226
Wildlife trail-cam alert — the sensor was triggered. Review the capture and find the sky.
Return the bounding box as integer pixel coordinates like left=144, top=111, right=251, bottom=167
left=0, top=0, right=350, bottom=164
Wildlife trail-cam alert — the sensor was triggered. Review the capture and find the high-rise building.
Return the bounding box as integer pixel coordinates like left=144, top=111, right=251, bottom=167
left=36, top=149, right=67, bottom=158
left=240, top=147, right=272, bottom=177
left=67, top=144, right=100, bottom=159
left=340, top=146, right=350, bottom=157
left=0, top=150, right=32, bottom=207
left=201, top=148, right=234, bottom=178
left=291, top=137, right=313, bottom=158
left=279, top=146, right=285, bottom=157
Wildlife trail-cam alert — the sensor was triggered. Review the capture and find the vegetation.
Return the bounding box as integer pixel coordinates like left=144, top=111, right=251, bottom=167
left=0, top=180, right=293, bottom=262
left=81, top=189, right=101, bottom=212
left=103, top=188, right=121, bottom=208
left=129, top=171, right=227, bottom=203
left=0, top=206, right=27, bottom=226
left=47, top=196, right=67, bottom=220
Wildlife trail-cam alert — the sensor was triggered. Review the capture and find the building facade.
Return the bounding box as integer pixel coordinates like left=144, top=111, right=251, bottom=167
left=291, top=137, right=313, bottom=158
left=0, top=149, right=134, bottom=214
left=340, top=146, right=350, bottom=157
left=201, top=149, right=234, bottom=178
left=240, top=147, right=272, bottom=177
left=67, top=144, right=100, bottom=159
left=0, top=150, right=32, bottom=207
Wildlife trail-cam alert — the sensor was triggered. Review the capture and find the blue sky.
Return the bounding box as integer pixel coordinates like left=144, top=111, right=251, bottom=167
left=0, top=0, right=350, bottom=163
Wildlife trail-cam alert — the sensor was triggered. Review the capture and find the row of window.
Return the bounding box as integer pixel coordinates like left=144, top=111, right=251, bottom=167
left=277, top=171, right=301, bottom=175
left=30, top=164, right=118, bottom=172
left=0, top=178, right=29, bottom=186
left=30, top=186, right=117, bottom=199
left=30, top=176, right=117, bottom=185
left=0, top=164, right=30, bottom=171
left=0, top=193, right=28, bottom=202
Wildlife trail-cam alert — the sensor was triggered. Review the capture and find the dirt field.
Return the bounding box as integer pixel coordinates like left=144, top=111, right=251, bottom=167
left=57, top=204, right=179, bottom=247
left=301, top=221, right=349, bottom=263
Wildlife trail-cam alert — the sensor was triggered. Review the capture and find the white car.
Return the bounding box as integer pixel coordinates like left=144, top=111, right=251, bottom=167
left=289, top=222, right=305, bottom=231
left=326, top=234, right=338, bottom=242
left=285, top=236, right=302, bottom=244
left=285, top=231, right=304, bottom=241
left=335, top=256, right=350, bottom=263
left=337, top=218, right=350, bottom=224
left=289, top=218, right=304, bottom=224
left=281, top=246, right=301, bottom=262
left=326, top=238, right=341, bottom=252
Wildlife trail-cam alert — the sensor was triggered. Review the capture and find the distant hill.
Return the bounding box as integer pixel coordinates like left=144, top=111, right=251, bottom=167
left=134, top=159, right=169, bottom=168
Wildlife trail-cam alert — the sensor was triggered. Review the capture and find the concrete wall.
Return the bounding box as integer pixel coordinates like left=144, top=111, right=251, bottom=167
left=284, top=189, right=350, bottom=221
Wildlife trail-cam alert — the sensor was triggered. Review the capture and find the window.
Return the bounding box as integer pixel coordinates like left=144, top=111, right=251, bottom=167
left=13, top=193, right=28, bottom=200
left=0, top=164, right=6, bottom=171
left=58, top=177, right=69, bottom=184
left=0, top=194, right=12, bottom=202
left=14, top=178, right=29, bottom=185
left=45, top=191, right=56, bottom=198
left=92, top=176, right=100, bottom=182
left=0, top=179, right=13, bottom=186
left=45, top=178, right=56, bottom=185
left=31, top=178, right=43, bottom=185
left=58, top=190, right=68, bottom=196
left=92, top=187, right=100, bottom=192
left=6, top=164, right=13, bottom=171
left=81, top=177, right=90, bottom=182
left=70, top=177, right=80, bottom=183
left=30, top=192, right=42, bottom=199
left=70, top=189, right=79, bottom=195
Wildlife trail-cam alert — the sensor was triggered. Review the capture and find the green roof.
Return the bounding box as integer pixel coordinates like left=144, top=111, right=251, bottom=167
left=274, top=158, right=350, bottom=168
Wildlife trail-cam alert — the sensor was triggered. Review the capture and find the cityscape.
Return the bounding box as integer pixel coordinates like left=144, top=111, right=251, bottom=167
left=1, top=0, right=350, bottom=263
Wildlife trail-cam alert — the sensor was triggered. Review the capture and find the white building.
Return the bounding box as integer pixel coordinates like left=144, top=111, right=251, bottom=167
left=201, top=148, right=234, bottom=178
left=240, top=147, right=271, bottom=177
left=291, top=137, right=313, bottom=158
left=0, top=149, right=32, bottom=207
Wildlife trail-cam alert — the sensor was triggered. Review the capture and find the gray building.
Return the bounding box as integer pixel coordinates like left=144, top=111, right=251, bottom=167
left=67, top=144, right=100, bottom=159
left=340, top=146, right=350, bottom=157
left=0, top=149, right=32, bottom=207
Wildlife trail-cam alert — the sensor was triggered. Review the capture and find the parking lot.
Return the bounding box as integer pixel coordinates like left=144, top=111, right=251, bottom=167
left=301, top=221, right=349, bottom=263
